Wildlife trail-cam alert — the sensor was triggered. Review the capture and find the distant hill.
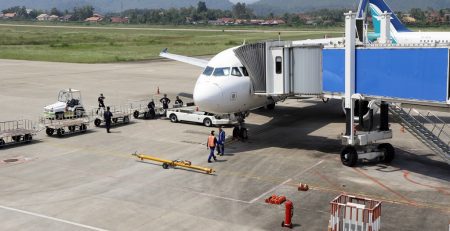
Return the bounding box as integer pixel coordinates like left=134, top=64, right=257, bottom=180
left=0, top=0, right=234, bottom=13
left=250, top=0, right=450, bottom=15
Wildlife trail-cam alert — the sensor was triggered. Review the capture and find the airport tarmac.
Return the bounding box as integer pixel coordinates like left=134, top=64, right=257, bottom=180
left=0, top=59, right=449, bottom=230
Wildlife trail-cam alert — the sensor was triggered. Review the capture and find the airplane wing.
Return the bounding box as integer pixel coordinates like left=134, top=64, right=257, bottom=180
left=159, top=48, right=209, bottom=68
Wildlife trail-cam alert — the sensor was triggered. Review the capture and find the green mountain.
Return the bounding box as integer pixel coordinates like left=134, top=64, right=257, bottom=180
left=0, top=0, right=233, bottom=12
left=250, top=0, right=450, bottom=15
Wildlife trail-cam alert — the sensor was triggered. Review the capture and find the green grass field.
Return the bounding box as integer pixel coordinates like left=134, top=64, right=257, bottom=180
left=0, top=23, right=343, bottom=63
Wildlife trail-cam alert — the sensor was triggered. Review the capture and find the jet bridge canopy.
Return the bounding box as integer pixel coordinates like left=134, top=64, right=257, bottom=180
left=234, top=41, right=323, bottom=96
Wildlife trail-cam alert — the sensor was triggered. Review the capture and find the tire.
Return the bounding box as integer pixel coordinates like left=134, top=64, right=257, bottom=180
left=24, top=134, right=32, bottom=143
left=69, top=126, right=76, bottom=132
left=341, top=146, right=358, bottom=167
left=12, top=136, right=21, bottom=142
left=170, top=114, right=178, bottom=123
left=149, top=110, right=156, bottom=119
left=378, top=143, right=395, bottom=163
left=143, top=112, right=149, bottom=119
left=112, top=118, right=119, bottom=123
left=123, top=116, right=130, bottom=124
left=266, top=103, right=275, bottom=110
left=0, top=138, right=5, bottom=147
left=241, top=129, right=248, bottom=140
left=162, top=163, right=169, bottom=169
left=57, top=129, right=65, bottom=137
left=46, top=128, right=54, bottom=136
left=203, top=118, right=212, bottom=127
left=94, top=119, right=102, bottom=127
left=133, top=110, right=140, bottom=119
left=80, top=124, right=87, bottom=132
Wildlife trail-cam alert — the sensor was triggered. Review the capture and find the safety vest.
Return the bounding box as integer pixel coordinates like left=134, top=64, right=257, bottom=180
left=208, top=135, right=215, bottom=148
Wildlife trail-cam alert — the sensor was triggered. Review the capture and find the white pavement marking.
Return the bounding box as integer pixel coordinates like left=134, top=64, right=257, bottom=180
left=0, top=205, right=109, bottom=231
left=249, top=159, right=324, bottom=204
left=249, top=178, right=292, bottom=204
left=194, top=191, right=252, bottom=204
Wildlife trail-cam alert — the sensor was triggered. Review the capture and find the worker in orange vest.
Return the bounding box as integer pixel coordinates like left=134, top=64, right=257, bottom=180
left=206, top=130, right=218, bottom=163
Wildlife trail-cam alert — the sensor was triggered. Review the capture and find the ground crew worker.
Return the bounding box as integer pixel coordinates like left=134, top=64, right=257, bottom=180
left=148, top=99, right=155, bottom=110
left=174, top=96, right=183, bottom=107
left=104, top=106, right=113, bottom=133
left=206, top=130, right=217, bottom=163
left=97, top=93, right=105, bottom=114
left=160, top=94, right=171, bottom=109
left=217, top=126, right=225, bottom=156
left=147, top=99, right=156, bottom=118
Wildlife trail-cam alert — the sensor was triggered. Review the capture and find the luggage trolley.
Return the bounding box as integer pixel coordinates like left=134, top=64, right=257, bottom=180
left=93, top=105, right=132, bottom=127
left=41, top=116, right=90, bottom=137
left=0, top=120, right=39, bottom=147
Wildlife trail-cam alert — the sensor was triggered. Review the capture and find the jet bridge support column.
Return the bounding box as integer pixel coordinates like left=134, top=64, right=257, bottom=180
left=344, top=12, right=356, bottom=143
left=340, top=12, right=395, bottom=167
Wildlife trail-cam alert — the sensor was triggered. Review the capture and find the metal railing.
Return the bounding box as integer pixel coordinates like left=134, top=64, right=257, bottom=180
left=404, top=107, right=450, bottom=146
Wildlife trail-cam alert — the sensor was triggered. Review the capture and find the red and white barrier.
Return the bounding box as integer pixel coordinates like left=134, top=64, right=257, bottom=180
left=328, top=194, right=382, bottom=231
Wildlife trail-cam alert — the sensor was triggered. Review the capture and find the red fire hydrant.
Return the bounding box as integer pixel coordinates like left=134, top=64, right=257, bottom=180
left=282, top=200, right=294, bottom=228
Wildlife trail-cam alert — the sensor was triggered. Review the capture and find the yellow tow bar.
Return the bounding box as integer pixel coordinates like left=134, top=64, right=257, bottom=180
left=132, top=153, right=215, bottom=174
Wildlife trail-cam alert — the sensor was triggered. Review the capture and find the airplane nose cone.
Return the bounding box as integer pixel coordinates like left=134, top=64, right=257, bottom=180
left=193, top=82, right=223, bottom=112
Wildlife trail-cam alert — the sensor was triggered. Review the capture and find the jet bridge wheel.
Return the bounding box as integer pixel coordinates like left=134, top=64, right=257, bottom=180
left=203, top=118, right=212, bottom=127
left=378, top=143, right=395, bottom=163
left=341, top=146, right=358, bottom=167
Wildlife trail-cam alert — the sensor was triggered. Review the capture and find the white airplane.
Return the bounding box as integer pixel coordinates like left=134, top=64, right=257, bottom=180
left=160, top=47, right=273, bottom=115
left=359, top=0, right=450, bottom=44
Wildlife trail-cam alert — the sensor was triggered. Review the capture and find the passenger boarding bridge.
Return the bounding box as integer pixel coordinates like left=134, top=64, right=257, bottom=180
left=235, top=12, right=450, bottom=166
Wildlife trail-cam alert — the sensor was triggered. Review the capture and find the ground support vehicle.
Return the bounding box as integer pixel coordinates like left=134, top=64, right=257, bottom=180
left=132, top=153, right=214, bottom=174
left=131, top=102, right=166, bottom=120
left=43, top=89, right=85, bottom=120
left=41, top=116, right=90, bottom=137
left=0, top=120, right=39, bottom=147
left=167, top=107, right=237, bottom=127
left=93, top=106, right=132, bottom=127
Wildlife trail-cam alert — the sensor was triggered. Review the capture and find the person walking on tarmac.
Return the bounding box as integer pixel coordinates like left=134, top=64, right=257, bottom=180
left=97, top=93, right=106, bottom=114
left=174, top=96, right=183, bottom=107
left=148, top=99, right=155, bottom=110
left=206, top=130, right=218, bottom=163
left=217, top=126, right=225, bottom=156
left=160, top=94, right=171, bottom=109
left=104, top=106, right=113, bottom=133
left=147, top=99, right=156, bottom=119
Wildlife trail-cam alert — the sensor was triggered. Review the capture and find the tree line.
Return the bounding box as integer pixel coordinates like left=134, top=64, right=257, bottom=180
left=2, top=2, right=450, bottom=27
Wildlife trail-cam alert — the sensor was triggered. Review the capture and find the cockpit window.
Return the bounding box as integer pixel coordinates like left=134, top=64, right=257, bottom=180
left=203, top=66, right=214, bottom=76
left=241, top=66, right=249, bottom=76
left=213, top=67, right=230, bottom=77
left=231, top=67, right=242, bottom=77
